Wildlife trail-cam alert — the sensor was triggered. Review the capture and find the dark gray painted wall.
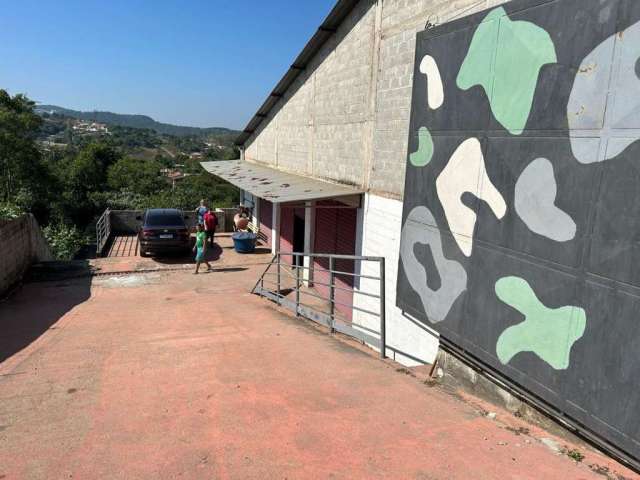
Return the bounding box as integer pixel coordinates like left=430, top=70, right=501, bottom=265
left=398, top=0, right=640, bottom=463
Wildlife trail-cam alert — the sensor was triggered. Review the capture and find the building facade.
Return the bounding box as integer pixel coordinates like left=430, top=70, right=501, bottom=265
left=238, top=0, right=510, bottom=366
left=222, top=0, right=640, bottom=466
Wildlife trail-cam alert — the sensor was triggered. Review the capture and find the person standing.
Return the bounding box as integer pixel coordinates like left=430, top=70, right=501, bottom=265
left=233, top=205, right=250, bottom=231
left=193, top=224, right=212, bottom=274
left=195, top=199, right=209, bottom=226
left=203, top=209, right=218, bottom=247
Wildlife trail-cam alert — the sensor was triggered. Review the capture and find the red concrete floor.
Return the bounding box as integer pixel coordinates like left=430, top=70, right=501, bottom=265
left=91, top=232, right=273, bottom=275
left=0, top=263, right=636, bottom=479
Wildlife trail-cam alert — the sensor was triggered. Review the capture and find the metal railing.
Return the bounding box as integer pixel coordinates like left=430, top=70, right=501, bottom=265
left=252, top=251, right=386, bottom=358
left=96, top=208, right=111, bottom=257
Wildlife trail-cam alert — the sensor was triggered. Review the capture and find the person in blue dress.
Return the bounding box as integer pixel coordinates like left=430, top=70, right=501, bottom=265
left=195, top=199, right=209, bottom=226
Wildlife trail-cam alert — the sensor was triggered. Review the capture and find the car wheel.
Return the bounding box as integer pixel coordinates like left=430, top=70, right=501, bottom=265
left=140, top=250, right=149, bottom=258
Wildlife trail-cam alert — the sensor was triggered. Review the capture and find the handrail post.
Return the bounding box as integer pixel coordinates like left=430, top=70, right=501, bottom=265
left=379, top=257, right=386, bottom=359
left=329, top=256, right=335, bottom=332
left=96, top=216, right=100, bottom=257
left=106, top=208, right=111, bottom=241
left=295, top=255, right=301, bottom=317
left=277, top=253, right=282, bottom=305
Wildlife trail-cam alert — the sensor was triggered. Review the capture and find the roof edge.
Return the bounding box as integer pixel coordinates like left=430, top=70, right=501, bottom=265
left=199, top=160, right=365, bottom=204
left=200, top=159, right=364, bottom=191
left=234, top=0, right=361, bottom=147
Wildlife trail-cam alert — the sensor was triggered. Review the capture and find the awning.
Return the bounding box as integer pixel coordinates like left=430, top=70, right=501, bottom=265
left=200, top=160, right=364, bottom=203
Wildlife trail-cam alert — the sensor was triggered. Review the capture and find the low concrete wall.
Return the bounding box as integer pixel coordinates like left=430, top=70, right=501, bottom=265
left=109, top=209, right=229, bottom=234
left=434, top=348, right=582, bottom=444
left=217, top=208, right=236, bottom=232
left=0, top=215, right=52, bottom=296
left=109, top=210, right=143, bottom=234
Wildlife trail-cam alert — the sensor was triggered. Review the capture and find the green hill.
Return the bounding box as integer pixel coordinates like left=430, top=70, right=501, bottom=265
left=36, top=104, right=237, bottom=137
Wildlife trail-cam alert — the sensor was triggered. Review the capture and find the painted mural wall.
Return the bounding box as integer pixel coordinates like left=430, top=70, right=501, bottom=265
left=397, top=0, right=640, bottom=463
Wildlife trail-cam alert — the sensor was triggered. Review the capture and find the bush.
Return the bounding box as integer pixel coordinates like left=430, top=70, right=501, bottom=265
left=43, top=223, right=87, bottom=260
left=90, top=190, right=148, bottom=211
left=0, top=203, right=23, bottom=220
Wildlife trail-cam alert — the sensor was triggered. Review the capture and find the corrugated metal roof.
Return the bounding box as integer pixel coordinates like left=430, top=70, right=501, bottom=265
left=234, top=0, right=360, bottom=147
left=200, top=161, right=363, bottom=203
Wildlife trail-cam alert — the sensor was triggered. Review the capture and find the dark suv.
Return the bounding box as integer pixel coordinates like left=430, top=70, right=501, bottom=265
left=138, top=209, right=191, bottom=257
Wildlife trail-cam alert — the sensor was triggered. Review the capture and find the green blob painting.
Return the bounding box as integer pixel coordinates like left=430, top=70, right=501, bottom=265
left=409, top=127, right=434, bottom=167
left=495, top=276, right=586, bottom=370
left=457, top=7, right=557, bottom=135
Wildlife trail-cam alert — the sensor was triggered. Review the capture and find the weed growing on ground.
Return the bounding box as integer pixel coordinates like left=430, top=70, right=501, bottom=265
left=563, top=448, right=585, bottom=462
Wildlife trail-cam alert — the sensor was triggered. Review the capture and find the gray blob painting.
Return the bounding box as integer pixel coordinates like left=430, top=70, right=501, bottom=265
left=400, top=206, right=467, bottom=323
left=568, top=20, right=640, bottom=163
left=515, top=158, right=576, bottom=242
left=399, top=0, right=640, bottom=463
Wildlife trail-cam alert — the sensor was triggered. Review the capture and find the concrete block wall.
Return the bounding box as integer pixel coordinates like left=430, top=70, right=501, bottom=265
left=244, top=0, right=378, bottom=187
left=370, top=0, right=508, bottom=198
left=276, top=76, right=312, bottom=174
left=217, top=208, right=237, bottom=233
left=241, top=0, right=512, bottom=366
left=243, top=0, right=508, bottom=199
left=0, top=215, right=52, bottom=296
left=109, top=210, right=144, bottom=234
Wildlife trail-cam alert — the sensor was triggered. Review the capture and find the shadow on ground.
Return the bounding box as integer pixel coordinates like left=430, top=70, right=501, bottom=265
left=0, top=261, right=92, bottom=364
left=151, top=244, right=223, bottom=265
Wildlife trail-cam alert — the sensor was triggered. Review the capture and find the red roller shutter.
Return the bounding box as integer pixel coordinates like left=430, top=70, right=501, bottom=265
left=313, top=200, right=357, bottom=320
left=279, top=207, right=294, bottom=264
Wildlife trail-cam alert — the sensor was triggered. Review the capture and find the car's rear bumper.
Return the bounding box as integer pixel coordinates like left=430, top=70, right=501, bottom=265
left=140, top=239, right=191, bottom=253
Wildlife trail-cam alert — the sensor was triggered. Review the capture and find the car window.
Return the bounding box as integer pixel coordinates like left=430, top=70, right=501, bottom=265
left=145, top=212, right=184, bottom=227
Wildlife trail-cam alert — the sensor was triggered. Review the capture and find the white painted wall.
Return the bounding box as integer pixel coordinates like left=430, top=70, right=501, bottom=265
left=272, top=203, right=280, bottom=255
left=303, top=201, right=316, bottom=284
left=353, top=193, right=440, bottom=366
left=253, top=197, right=260, bottom=232
left=241, top=190, right=255, bottom=210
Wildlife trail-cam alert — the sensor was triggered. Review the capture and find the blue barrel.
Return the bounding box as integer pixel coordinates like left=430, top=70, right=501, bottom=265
left=232, top=231, right=257, bottom=253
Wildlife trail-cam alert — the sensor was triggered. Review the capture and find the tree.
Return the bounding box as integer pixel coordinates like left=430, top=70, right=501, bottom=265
left=107, top=156, right=164, bottom=196
left=0, top=90, right=44, bottom=202
left=221, top=145, right=240, bottom=160
left=68, top=143, right=117, bottom=192
left=53, top=143, right=121, bottom=225
left=204, top=145, right=239, bottom=161
left=154, top=153, right=174, bottom=168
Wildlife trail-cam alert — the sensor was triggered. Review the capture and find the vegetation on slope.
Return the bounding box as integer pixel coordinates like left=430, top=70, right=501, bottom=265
left=1, top=90, right=240, bottom=258
left=36, top=104, right=237, bottom=137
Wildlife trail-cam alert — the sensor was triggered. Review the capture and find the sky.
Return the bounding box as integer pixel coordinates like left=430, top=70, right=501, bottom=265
left=0, top=0, right=336, bottom=129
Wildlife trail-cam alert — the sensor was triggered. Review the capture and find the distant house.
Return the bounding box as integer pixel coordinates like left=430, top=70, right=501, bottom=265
left=161, top=169, right=192, bottom=189
left=72, top=120, right=109, bottom=134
